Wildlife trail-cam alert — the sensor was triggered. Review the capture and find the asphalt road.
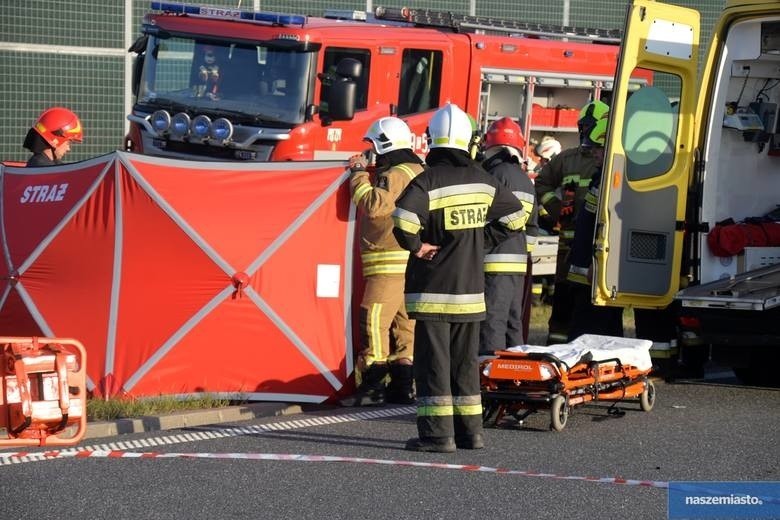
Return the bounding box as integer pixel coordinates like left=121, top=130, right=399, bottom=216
left=1, top=377, right=778, bottom=520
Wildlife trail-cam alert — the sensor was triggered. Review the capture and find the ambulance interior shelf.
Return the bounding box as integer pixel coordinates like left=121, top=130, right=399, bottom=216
left=722, top=60, right=780, bottom=152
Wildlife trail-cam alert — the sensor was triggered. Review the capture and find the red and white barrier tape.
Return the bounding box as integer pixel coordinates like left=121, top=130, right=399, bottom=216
left=0, top=449, right=668, bottom=488
left=0, top=407, right=667, bottom=489
left=0, top=406, right=417, bottom=467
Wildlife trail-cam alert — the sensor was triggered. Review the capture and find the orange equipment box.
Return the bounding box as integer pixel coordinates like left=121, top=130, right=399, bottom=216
left=531, top=104, right=580, bottom=129
left=0, top=337, right=87, bottom=446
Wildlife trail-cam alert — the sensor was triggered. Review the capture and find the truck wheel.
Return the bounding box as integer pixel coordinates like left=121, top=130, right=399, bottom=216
left=550, top=395, right=568, bottom=431
left=640, top=380, right=656, bottom=412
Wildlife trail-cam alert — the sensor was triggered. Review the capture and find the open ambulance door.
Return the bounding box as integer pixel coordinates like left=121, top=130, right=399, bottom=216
left=593, top=0, right=699, bottom=309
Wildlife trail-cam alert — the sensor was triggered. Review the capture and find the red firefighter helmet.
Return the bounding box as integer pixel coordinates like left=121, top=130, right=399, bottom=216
left=33, top=107, right=83, bottom=148
left=484, top=117, right=525, bottom=151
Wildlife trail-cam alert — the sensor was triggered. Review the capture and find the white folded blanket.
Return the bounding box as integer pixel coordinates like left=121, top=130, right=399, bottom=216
left=505, top=334, right=653, bottom=371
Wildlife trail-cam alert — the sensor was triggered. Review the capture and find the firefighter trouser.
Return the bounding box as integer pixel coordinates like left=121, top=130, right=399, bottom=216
left=567, top=282, right=624, bottom=341
left=358, top=274, right=414, bottom=369
left=548, top=245, right=574, bottom=344
left=413, top=320, right=483, bottom=440
left=479, top=273, right=525, bottom=354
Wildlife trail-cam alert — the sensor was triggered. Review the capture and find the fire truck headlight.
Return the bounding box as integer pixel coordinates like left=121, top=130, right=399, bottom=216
left=171, top=113, right=191, bottom=137
left=210, top=118, right=233, bottom=141
left=191, top=115, right=212, bottom=139
left=151, top=110, right=171, bottom=134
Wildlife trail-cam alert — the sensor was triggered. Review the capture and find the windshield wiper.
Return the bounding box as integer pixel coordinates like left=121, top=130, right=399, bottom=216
left=201, top=107, right=291, bottom=126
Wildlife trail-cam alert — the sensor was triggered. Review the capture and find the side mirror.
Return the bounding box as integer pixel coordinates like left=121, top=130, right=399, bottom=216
left=336, top=58, right=362, bottom=80
left=321, top=58, right=361, bottom=122
left=131, top=55, right=144, bottom=97
left=128, top=35, right=148, bottom=99
left=327, top=81, right=357, bottom=121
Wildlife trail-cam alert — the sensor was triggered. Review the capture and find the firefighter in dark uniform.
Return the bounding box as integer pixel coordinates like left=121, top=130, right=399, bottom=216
left=479, top=117, right=538, bottom=354
left=392, top=104, right=526, bottom=452
left=340, top=117, right=425, bottom=407
left=565, top=115, right=624, bottom=340
left=22, top=107, right=83, bottom=166
left=535, top=100, right=610, bottom=344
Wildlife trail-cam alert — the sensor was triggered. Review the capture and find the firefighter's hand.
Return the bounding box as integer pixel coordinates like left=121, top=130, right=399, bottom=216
left=560, top=199, right=575, bottom=218
left=415, top=243, right=440, bottom=261
left=348, top=154, right=368, bottom=173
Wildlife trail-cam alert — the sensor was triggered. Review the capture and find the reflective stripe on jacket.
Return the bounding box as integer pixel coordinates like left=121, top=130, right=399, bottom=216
left=392, top=150, right=525, bottom=321
left=350, top=162, right=424, bottom=277
left=481, top=148, right=538, bottom=274
left=566, top=170, right=601, bottom=286
left=535, top=146, right=599, bottom=246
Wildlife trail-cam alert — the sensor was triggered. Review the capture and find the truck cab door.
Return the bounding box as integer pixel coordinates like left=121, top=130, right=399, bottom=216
left=593, top=0, right=699, bottom=309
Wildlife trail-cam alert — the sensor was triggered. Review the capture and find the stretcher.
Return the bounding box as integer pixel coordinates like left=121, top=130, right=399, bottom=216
left=480, top=335, right=656, bottom=431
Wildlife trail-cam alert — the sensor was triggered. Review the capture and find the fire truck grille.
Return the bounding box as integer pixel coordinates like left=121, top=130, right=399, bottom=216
left=156, top=139, right=273, bottom=161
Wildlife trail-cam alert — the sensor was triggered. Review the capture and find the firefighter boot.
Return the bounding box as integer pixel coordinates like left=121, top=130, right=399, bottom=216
left=455, top=433, right=485, bottom=450
left=339, top=363, right=388, bottom=407
left=405, top=436, right=456, bottom=453
left=387, top=363, right=415, bottom=404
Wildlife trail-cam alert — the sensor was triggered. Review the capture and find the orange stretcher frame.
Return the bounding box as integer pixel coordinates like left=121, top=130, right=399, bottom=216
left=0, top=337, right=87, bottom=447
left=480, top=349, right=656, bottom=431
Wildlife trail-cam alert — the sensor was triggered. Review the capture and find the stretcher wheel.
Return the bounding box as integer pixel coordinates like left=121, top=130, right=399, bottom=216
left=550, top=395, right=568, bottom=431
left=482, top=402, right=501, bottom=428
left=640, top=380, right=656, bottom=412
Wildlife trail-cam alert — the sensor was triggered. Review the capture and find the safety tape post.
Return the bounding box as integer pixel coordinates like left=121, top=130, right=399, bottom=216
left=0, top=448, right=669, bottom=489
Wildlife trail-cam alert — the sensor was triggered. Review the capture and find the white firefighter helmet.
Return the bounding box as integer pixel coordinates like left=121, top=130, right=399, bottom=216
left=363, top=117, right=413, bottom=154
left=535, top=136, right=561, bottom=160
left=427, top=103, right=472, bottom=152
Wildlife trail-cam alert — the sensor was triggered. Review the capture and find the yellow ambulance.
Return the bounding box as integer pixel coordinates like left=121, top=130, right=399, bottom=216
left=595, top=0, right=780, bottom=385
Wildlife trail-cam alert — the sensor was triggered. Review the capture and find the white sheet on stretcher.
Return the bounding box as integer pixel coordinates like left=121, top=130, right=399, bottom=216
left=506, top=334, right=653, bottom=371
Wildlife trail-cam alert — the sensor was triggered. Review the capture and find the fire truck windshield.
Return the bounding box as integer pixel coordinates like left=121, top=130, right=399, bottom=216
left=138, top=36, right=315, bottom=125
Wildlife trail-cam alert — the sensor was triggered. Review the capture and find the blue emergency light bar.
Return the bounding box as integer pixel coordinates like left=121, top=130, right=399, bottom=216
left=150, top=2, right=306, bottom=27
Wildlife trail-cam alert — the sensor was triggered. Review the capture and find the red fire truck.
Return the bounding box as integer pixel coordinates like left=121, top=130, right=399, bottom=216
left=126, top=2, right=652, bottom=162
